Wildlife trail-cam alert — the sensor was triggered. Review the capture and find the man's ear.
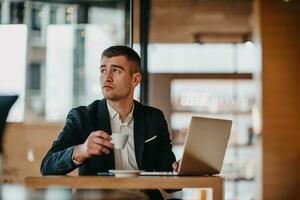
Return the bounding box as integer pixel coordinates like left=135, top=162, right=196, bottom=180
left=132, top=72, right=142, bottom=87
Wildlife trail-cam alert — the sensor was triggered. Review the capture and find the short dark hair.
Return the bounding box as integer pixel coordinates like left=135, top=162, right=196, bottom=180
left=101, top=45, right=141, bottom=74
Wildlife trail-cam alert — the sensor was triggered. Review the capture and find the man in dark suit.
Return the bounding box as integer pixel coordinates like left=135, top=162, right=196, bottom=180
left=41, top=45, right=179, bottom=179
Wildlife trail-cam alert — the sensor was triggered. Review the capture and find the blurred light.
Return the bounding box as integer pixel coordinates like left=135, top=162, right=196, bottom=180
left=27, top=148, right=34, bottom=162
left=67, top=6, right=74, bottom=14
left=252, top=105, right=261, bottom=134
left=38, top=11, right=44, bottom=18
left=244, top=41, right=255, bottom=49
left=80, top=31, right=85, bottom=38
left=45, top=187, right=71, bottom=200
left=66, top=14, right=73, bottom=22
left=283, top=0, right=290, bottom=2
left=2, top=185, right=28, bottom=200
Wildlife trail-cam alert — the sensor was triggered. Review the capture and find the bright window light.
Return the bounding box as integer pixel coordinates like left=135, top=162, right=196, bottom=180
left=0, top=25, right=27, bottom=121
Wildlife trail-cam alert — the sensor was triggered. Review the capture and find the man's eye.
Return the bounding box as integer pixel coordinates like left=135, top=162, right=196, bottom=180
left=100, top=69, right=106, bottom=74
left=113, top=69, right=121, bottom=74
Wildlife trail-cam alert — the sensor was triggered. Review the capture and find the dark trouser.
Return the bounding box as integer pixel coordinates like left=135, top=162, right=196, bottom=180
left=142, top=190, right=164, bottom=200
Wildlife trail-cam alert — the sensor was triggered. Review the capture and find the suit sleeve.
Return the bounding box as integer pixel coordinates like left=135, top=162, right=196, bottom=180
left=40, top=108, right=84, bottom=175
left=155, top=110, right=176, bottom=171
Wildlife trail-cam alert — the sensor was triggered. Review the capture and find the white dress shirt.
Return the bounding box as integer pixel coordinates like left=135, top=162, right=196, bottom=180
left=107, top=102, right=139, bottom=170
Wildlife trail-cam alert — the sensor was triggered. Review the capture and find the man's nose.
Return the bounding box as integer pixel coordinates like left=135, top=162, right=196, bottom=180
left=103, top=70, right=113, bottom=82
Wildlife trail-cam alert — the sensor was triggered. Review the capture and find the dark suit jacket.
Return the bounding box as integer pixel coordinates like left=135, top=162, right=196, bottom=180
left=41, top=99, right=176, bottom=175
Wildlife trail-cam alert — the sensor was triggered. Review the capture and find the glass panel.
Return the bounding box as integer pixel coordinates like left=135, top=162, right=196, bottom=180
left=10, top=1, right=24, bottom=24
left=0, top=25, right=27, bottom=121
left=0, top=0, right=132, bottom=122
left=133, top=43, right=258, bottom=73
left=31, top=6, right=42, bottom=31
left=0, top=3, right=2, bottom=23
left=45, top=24, right=119, bottom=121
left=171, top=79, right=255, bottom=115
left=170, top=79, right=260, bottom=200
left=29, top=63, right=41, bottom=90
left=49, top=6, right=57, bottom=24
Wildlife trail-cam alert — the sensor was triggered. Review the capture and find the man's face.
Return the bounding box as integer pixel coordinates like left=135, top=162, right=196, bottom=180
left=100, top=55, right=141, bottom=101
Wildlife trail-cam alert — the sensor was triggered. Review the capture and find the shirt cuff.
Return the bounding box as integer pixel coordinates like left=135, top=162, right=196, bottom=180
left=71, top=146, right=84, bottom=165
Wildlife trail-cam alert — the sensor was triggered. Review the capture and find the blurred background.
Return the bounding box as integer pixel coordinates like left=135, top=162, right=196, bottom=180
left=0, top=0, right=299, bottom=200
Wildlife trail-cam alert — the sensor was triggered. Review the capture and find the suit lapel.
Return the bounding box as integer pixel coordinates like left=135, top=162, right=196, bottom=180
left=133, top=101, right=146, bottom=169
left=96, top=99, right=115, bottom=170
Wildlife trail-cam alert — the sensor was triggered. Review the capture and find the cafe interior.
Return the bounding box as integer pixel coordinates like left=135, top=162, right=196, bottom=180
left=0, top=0, right=299, bottom=199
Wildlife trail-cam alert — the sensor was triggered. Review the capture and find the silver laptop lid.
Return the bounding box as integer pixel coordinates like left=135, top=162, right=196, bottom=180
left=178, top=116, right=232, bottom=175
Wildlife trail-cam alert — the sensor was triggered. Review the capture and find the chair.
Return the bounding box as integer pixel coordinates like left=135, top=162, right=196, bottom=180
left=0, top=95, right=18, bottom=152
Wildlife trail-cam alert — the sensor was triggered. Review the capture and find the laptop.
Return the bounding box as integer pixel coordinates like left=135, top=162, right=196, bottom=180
left=140, top=116, right=232, bottom=176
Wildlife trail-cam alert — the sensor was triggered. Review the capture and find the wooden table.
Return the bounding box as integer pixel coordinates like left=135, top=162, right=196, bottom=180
left=25, top=176, right=224, bottom=200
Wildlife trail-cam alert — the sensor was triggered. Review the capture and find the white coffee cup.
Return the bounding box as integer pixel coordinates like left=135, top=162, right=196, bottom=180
left=111, top=133, right=129, bottom=149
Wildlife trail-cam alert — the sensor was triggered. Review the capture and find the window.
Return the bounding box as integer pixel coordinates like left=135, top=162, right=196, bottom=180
left=29, top=63, right=41, bottom=90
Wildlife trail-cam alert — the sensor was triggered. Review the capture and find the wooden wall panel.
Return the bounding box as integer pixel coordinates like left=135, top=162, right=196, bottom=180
left=133, top=0, right=252, bottom=43
left=2, top=123, right=77, bottom=183
left=258, top=0, right=300, bottom=199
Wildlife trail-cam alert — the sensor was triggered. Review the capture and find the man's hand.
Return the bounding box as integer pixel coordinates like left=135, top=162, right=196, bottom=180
left=73, top=130, right=114, bottom=163
left=172, top=159, right=182, bottom=172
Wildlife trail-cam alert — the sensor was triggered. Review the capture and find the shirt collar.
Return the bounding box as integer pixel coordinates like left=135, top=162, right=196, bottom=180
left=107, top=101, right=118, bottom=120
left=106, top=101, right=134, bottom=124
